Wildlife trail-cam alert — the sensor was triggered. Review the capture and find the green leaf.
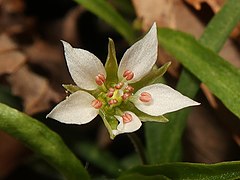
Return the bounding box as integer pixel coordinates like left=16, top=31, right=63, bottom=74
left=133, top=108, right=168, bottom=123
left=76, top=142, right=123, bottom=177
left=99, top=109, right=118, bottom=139
left=158, top=28, right=240, bottom=118
left=118, top=161, right=240, bottom=180
left=63, top=84, right=81, bottom=94
left=0, top=103, right=90, bottom=180
left=0, top=85, right=21, bottom=109
left=105, top=38, right=119, bottom=86
left=145, top=0, right=240, bottom=163
left=119, top=173, right=170, bottom=180
left=74, top=0, right=137, bottom=44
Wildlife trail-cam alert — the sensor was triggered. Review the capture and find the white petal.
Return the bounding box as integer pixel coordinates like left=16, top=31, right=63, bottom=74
left=47, top=91, right=99, bottom=125
left=132, top=84, right=200, bottom=116
left=118, top=23, right=158, bottom=83
left=62, top=40, right=106, bottom=90
left=112, top=111, right=142, bottom=136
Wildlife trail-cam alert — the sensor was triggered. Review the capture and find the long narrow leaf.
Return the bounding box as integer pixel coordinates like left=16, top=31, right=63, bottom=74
left=74, top=0, right=137, bottom=44
left=158, top=28, right=240, bottom=118
left=118, top=161, right=240, bottom=180
left=0, top=103, right=90, bottom=180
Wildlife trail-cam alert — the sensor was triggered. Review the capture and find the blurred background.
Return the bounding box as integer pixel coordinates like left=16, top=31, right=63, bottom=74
left=0, top=0, right=240, bottom=179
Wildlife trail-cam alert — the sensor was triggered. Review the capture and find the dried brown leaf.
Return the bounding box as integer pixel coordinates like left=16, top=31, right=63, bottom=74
left=185, top=0, right=224, bottom=12
left=132, top=0, right=176, bottom=31
left=8, top=65, right=61, bottom=115
left=62, top=6, right=85, bottom=46
left=0, top=131, right=29, bottom=178
left=0, top=51, right=26, bottom=75
left=0, top=34, right=26, bottom=75
left=24, top=39, right=72, bottom=87
left=0, top=0, right=25, bottom=14
left=0, top=34, right=17, bottom=53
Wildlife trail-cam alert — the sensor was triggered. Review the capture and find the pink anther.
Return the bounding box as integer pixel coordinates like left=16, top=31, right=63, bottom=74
left=115, top=82, right=124, bottom=89
left=108, top=99, right=118, bottom=105
left=122, top=92, right=131, bottom=100
left=139, top=92, right=152, bottom=103
left=125, top=85, right=134, bottom=93
left=122, top=113, right=132, bottom=123
left=107, top=87, right=115, bottom=98
left=95, top=73, right=106, bottom=86
left=123, top=70, right=134, bottom=80
left=91, top=99, right=102, bottom=109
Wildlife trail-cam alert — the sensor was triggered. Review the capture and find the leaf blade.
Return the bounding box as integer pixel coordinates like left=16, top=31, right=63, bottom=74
left=118, top=161, right=240, bottom=180
left=0, top=103, right=90, bottom=180
left=74, top=0, right=137, bottom=44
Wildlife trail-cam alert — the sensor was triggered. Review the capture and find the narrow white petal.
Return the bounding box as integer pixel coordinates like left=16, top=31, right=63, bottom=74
left=112, top=111, right=142, bottom=136
left=47, top=91, right=99, bottom=125
left=132, top=84, right=200, bottom=116
left=118, top=23, right=158, bottom=83
left=62, top=41, right=106, bottom=90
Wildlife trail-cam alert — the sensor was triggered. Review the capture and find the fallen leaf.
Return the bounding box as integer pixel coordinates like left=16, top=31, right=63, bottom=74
left=132, top=0, right=176, bottom=31
left=62, top=6, right=85, bottom=46
left=8, top=65, right=61, bottom=115
left=0, top=33, right=26, bottom=75
left=23, top=39, right=72, bottom=89
left=0, top=51, right=26, bottom=75
left=0, top=34, right=17, bottom=53
left=0, top=130, right=29, bottom=178
left=185, top=0, right=224, bottom=12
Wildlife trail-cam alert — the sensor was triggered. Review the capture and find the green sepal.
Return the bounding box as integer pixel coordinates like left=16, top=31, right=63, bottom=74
left=105, top=38, right=119, bottom=87
left=132, top=62, right=171, bottom=91
left=120, top=102, right=169, bottom=123
left=99, top=109, right=118, bottom=140
left=62, top=84, right=81, bottom=94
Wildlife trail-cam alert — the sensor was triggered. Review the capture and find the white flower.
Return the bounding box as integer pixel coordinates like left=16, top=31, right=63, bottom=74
left=47, top=23, right=200, bottom=139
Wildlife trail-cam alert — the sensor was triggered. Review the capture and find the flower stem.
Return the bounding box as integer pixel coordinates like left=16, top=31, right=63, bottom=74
left=127, top=133, right=148, bottom=165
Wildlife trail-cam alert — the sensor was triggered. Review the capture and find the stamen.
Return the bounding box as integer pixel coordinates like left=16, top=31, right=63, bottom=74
left=95, top=73, right=106, bottom=86
left=115, top=82, right=124, bottom=89
left=139, top=92, right=152, bottom=103
left=123, top=70, right=134, bottom=80
left=107, top=88, right=115, bottom=97
left=108, top=99, right=118, bottom=105
left=125, top=85, right=134, bottom=93
left=91, top=99, right=102, bottom=109
left=122, top=92, right=131, bottom=100
left=122, top=113, right=132, bottom=123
